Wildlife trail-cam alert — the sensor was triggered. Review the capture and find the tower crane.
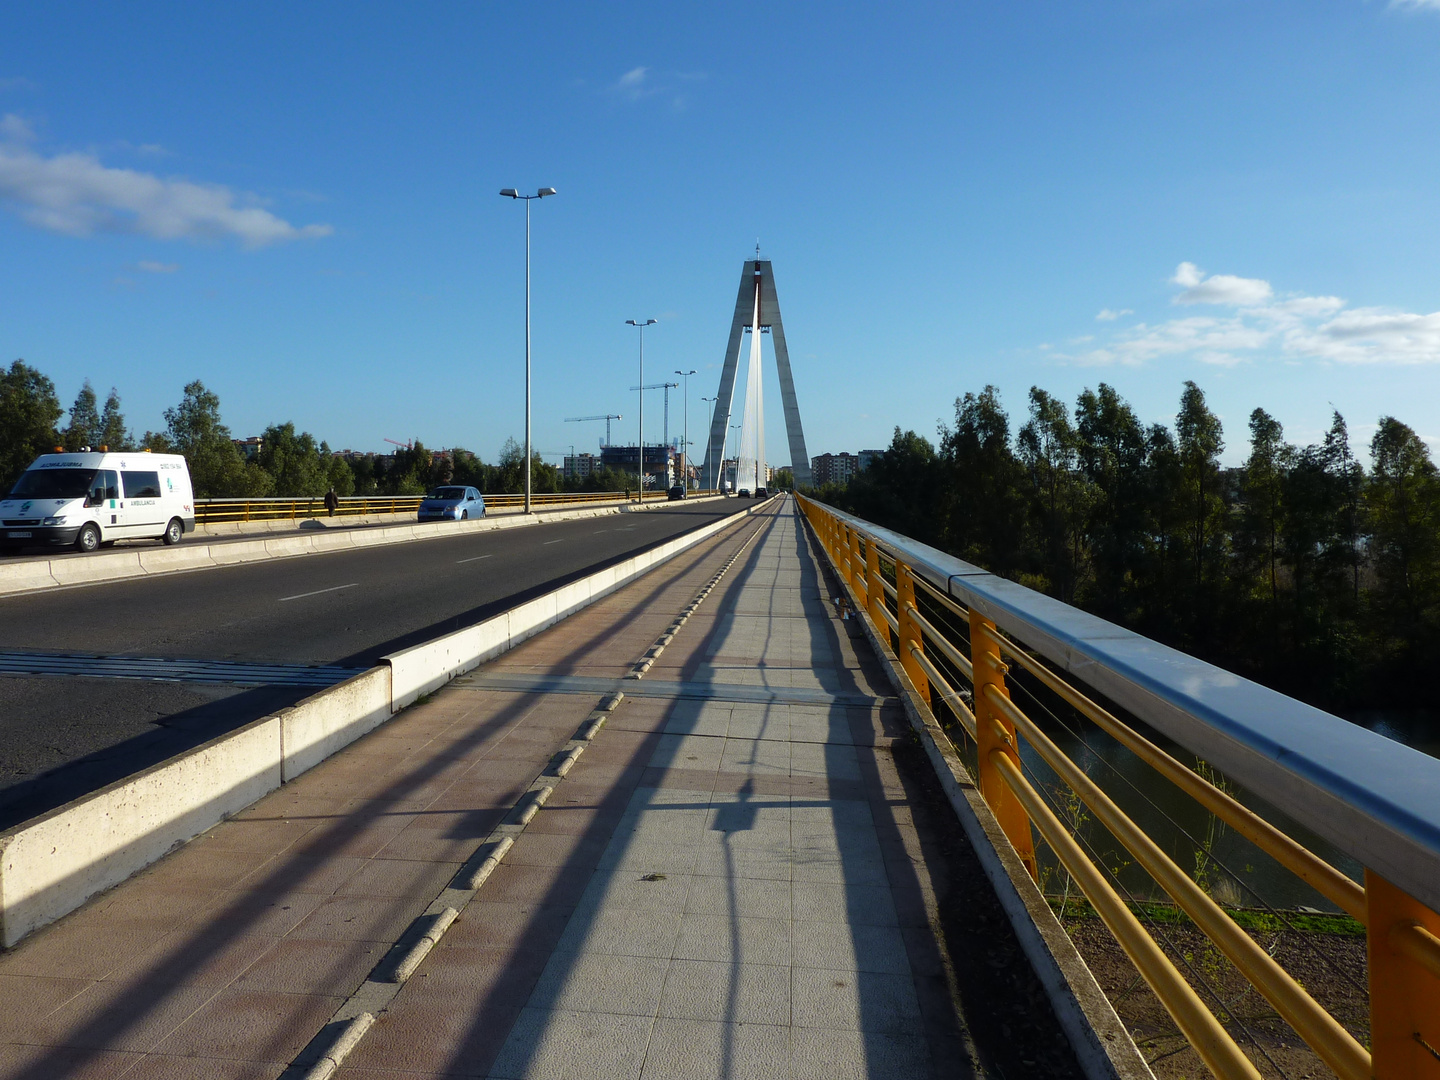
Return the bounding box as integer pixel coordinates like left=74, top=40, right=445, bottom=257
left=563, top=414, right=622, bottom=447
left=628, top=382, right=680, bottom=450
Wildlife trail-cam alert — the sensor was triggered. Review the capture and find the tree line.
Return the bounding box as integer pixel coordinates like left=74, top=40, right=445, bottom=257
left=1, top=359, right=642, bottom=503
left=808, top=379, right=1440, bottom=712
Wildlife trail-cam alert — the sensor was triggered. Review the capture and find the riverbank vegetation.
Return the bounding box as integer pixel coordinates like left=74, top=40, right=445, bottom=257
left=807, top=380, right=1440, bottom=713
left=1, top=361, right=638, bottom=502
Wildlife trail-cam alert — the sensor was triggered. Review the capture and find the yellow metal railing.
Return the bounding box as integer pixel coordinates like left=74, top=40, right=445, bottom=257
left=797, top=494, right=1440, bottom=1080
left=193, top=489, right=719, bottom=525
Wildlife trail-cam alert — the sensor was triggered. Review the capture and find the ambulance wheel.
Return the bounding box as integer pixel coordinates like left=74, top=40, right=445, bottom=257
left=163, top=518, right=184, bottom=546
left=76, top=524, right=101, bottom=554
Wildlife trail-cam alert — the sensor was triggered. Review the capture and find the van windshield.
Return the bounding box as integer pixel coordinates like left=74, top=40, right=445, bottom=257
left=7, top=469, right=97, bottom=500
left=427, top=487, right=466, bottom=500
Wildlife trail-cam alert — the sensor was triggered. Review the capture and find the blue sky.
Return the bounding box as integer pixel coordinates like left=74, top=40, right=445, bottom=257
left=3, top=1, right=1440, bottom=468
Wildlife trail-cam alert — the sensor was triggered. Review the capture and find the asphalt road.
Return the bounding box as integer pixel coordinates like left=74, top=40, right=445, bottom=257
left=0, top=498, right=756, bottom=827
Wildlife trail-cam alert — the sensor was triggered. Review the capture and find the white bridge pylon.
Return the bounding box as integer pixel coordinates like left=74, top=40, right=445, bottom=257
left=701, top=259, right=812, bottom=490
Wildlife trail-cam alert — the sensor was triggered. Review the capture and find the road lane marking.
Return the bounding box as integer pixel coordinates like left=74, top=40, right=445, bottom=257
left=456, top=554, right=494, bottom=564
left=543, top=539, right=564, bottom=545
left=278, top=583, right=359, bottom=603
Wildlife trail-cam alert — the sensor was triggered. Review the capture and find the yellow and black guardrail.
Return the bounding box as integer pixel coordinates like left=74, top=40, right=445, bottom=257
left=195, top=489, right=720, bottom=525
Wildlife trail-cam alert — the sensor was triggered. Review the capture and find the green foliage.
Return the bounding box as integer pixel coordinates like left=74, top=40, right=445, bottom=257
left=256, top=422, right=331, bottom=496
left=814, top=378, right=1440, bottom=712
left=98, top=388, right=131, bottom=451
left=64, top=380, right=102, bottom=451
left=163, top=381, right=272, bottom=498
left=0, top=360, right=64, bottom=493
left=493, top=437, right=560, bottom=494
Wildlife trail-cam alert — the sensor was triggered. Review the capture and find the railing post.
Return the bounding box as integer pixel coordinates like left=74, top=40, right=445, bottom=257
left=895, top=562, right=929, bottom=705
left=866, top=536, right=887, bottom=646
left=849, top=526, right=865, bottom=598
left=1367, top=870, right=1440, bottom=1079
left=970, top=612, right=1037, bottom=877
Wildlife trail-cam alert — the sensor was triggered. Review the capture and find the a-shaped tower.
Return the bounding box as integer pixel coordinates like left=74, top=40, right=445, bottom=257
left=701, top=259, right=812, bottom=489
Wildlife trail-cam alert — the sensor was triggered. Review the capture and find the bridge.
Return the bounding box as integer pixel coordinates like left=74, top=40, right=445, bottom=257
left=0, top=264, right=1437, bottom=1080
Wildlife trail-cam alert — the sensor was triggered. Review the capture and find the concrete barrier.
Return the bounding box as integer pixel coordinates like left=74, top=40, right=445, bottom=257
left=0, top=717, right=284, bottom=948
left=280, top=667, right=394, bottom=782
left=0, top=498, right=761, bottom=947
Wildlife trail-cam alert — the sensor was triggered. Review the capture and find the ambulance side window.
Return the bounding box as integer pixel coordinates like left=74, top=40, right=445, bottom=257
left=122, top=471, right=161, bottom=498
left=102, top=471, right=119, bottom=501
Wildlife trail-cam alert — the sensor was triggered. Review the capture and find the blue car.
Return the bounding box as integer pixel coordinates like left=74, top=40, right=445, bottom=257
left=418, top=486, right=485, bottom=521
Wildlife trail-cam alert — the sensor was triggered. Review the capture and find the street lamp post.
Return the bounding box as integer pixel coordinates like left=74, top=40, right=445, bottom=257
left=626, top=319, right=656, bottom=499
left=675, top=369, right=696, bottom=489
left=500, top=186, right=557, bottom=514
left=700, top=397, right=716, bottom=492
left=726, top=423, right=742, bottom=495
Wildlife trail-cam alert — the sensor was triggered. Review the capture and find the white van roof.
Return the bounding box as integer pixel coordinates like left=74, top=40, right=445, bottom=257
left=28, top=451, right=189, bottom=471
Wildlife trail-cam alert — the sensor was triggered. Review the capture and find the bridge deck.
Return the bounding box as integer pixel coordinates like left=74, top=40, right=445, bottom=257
left=0, top=498, right=1079, bottom=1079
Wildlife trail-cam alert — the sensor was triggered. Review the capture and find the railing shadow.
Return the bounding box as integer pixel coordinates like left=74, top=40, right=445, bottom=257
left=441, top=497, right=976, bottom=1078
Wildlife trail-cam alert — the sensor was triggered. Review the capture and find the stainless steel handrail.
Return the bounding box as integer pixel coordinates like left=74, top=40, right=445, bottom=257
left=809, top=501, right=1440, bottom=917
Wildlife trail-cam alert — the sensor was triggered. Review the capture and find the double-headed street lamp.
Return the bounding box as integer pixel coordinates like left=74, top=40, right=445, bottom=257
left=700, top=396, right=716, bottom=491
left=500, top=186, right=557, bottom=513
left=675, top=369, right=696, bottom=488
left=626, top=318, right=656, bottom=497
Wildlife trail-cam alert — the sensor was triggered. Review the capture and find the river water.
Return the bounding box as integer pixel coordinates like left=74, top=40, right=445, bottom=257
left=987, top=703, right=1439, bottom=914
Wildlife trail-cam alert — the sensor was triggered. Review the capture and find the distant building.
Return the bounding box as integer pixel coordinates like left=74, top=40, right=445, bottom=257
left=858, top=449, right=883, bottom=472
left=234, top=436, right=264, bottom=460
left=811, top=452, right=861, bottom=487
left=600, top=444, right=674, bottom=488
left=564, top=453, right=601, bottom=481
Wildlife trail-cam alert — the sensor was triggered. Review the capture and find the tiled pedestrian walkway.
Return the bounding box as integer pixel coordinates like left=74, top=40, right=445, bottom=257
left=0, top=498, right=999, bottom=1079
left=460, top=507, right=945, bottom=1080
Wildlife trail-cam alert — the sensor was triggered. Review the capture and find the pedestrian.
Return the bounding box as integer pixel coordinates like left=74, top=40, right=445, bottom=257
left=324, top=486, right=339, bottom=517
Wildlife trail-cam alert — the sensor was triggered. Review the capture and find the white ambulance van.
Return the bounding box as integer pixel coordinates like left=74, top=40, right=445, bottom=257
left=1, top=450, right=195, bottom=554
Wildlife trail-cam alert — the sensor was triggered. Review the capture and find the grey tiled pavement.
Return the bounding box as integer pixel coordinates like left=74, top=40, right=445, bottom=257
left=481, top=504, right=939, bottom=1080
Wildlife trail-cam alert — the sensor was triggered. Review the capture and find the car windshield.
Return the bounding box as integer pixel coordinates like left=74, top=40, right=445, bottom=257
left=427, top=487, right=466, bottom=500
left=7, top=469, right=97, bottom=500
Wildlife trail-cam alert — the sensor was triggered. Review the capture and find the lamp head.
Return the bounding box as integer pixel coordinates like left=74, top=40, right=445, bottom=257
left=537, top=187, right=557, bottom=197
left=499, top=188, right=519, bottom=198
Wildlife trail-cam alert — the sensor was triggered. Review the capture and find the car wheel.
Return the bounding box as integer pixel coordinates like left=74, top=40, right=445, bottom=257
left=76, top=523, right=101, bottom=554
left=461, top=510, right=468, bottom=520
left=163, top=518, right=183, bottom=546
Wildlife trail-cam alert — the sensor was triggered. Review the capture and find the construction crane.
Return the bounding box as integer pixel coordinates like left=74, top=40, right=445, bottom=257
left=383, top=438, right=412, bottom=450
left=563, top=414, right=622, bottom=447
left=628, top=382, right=680, bottom=450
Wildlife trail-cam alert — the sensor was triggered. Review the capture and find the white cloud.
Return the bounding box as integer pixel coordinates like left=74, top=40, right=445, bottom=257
left=614, top=67, right=649, bottom=100
left=0, top=113, right=35, bottom=142
left=135, top=260, right=178, bottom=273
left=1096, top=308, right=1133, bottom=321
left=1390, top=0, right=1440, bottom=10
left=608, top=67, right=703, bottom=111
left=1171, top=261, right=1273, bottom=306
left=1065, top=262, right=1440, bottom=368
left=0, top=131, right=332, bottom=248
left=1286, top=308, right=1440, bottom=364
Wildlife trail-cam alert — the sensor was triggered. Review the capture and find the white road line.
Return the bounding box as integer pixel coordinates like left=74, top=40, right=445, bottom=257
left=277, top=583, right=358, bottom=603
left=543, top=539, right=564, bottom=545
left=456, top=554, right=494, bottom=564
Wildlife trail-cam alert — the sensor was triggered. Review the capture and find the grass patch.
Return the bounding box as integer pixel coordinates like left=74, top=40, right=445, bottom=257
left=1046, top=895, right=1365, bottom=937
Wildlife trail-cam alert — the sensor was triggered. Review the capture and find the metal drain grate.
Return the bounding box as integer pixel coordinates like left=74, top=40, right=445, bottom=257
left=0, top=650, right=359, bottom=688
